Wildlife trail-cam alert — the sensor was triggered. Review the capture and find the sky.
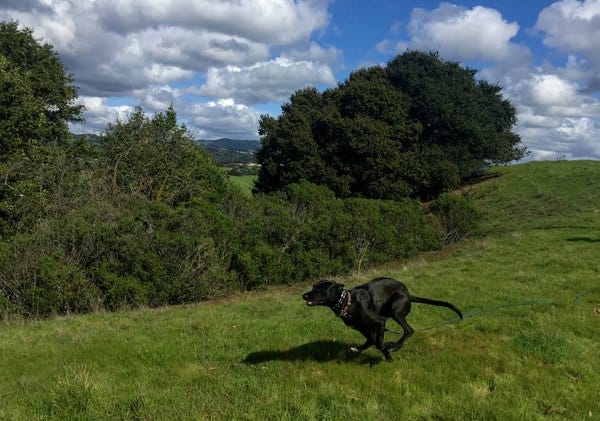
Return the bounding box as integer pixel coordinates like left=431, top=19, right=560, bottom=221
left=1, top=0, right=599, bottom=161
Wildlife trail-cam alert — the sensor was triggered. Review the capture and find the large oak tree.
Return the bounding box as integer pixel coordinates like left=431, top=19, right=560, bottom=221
left=255, top=51, right=526, bottom=199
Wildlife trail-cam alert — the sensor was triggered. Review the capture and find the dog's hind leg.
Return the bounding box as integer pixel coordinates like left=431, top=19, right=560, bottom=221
left=386, top=298, right=414, bottom=351
left=386, top=316, right=414, bottom=351
left=376, top=341, right=392, bottom=361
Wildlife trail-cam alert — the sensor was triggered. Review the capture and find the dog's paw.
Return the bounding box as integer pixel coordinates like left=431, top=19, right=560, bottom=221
left=349, top=347, right=360, bottom=353
left=384, top=342, right=399, bottom=351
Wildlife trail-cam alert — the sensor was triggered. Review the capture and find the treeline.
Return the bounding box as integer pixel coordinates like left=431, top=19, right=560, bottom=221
left=0, top=22, right=484, bottom=318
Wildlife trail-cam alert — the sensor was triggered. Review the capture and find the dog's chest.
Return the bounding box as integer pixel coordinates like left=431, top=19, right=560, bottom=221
left=339, top=309, right=359, bottom=329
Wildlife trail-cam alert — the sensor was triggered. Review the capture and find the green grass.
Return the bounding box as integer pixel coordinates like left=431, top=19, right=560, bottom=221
left=229, top=174, right=257, bottom=196
left=471, top=160, right=600, bottom=234
left=1, top=161, right=599, bottom=419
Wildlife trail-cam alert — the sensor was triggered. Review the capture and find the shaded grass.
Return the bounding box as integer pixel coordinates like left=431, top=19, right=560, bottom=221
left=1, top=161, right=599, bottom=419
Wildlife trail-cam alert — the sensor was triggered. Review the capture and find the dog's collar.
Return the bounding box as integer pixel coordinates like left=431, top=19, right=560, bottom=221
left=334, top=289, right=352, bottom=319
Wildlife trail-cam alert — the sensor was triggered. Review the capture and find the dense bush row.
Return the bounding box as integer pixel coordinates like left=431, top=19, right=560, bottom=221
left=1, top=175, right=480, bottom=318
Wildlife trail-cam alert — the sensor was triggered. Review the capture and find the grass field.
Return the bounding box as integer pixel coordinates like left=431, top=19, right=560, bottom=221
left=1, top=161, right=599, bottom=419
left=229, top=174, right=257, bottom=196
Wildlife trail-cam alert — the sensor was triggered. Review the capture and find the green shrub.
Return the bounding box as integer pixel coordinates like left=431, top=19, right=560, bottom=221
left=0, top=194, right=239, bottom=318
left=231, top=182, right=440, bottom=288
left=428, top=193, right=479, bottom=244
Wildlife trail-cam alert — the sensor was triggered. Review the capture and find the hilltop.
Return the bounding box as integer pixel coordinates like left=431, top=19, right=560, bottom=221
left=197, top=138, right=261, bottom=152
left=197, top=138, right=260, bottom=166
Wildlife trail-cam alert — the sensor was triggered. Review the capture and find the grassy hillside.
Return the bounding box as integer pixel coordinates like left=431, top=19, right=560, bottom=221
left=1, top=161, right=599, bottom=419
left=471, top=160, right=600, bottom=234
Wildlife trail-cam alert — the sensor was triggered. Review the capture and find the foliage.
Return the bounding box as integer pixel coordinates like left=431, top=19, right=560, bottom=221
left=0, top=90, right=442, bottom=318
left=0, top=21, right=85, bottom=236
left=204, top=147, right=256, bottom=165
left=100, top=105, right=230, bottom=206
left=0, top=21, right=83, bottom=148
left=386, top=51, right=526, bottom=191
left=255, top=51, right=526, bottom=199
left=0, top=138, right=99, bottom=237
left=226, top=163, right=259, bottom=176
left=428, top=193, right=479, bottom=244
left=231, top=181, right=440, bottom=290
left=0, top=177, right=440, bottom=317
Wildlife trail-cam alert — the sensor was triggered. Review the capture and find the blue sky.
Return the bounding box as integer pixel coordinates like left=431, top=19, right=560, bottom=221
left=2, top=1, right=599, bottom=160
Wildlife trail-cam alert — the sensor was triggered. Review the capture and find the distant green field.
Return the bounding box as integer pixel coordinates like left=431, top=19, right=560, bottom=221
left=1, top=161, right=599, bottom=419
left=229, top=174, right=257, bottom=196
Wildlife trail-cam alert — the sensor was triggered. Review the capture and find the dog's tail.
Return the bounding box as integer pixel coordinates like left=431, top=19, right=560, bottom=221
left=410, top=296, right=463, bottom=319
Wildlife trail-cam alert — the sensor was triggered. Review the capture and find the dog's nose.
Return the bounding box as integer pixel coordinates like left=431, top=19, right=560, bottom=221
left=302, top=292, right=309, bottom=300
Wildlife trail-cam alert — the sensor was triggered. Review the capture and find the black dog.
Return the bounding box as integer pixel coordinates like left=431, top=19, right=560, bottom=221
left=302, top=277, right=463, bottom=360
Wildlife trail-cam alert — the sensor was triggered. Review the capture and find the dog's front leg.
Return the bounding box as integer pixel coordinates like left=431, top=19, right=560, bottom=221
left=352, top=331, right=391, bottom=361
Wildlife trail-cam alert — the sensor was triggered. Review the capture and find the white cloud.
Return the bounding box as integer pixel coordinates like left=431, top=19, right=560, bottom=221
left=1, top=0, right=335, bottom=138
left=535, top=0, right=600, bottom=58
left=517, top=117, right=600, bottom=161
left=194, top=57, right=336, bottom=104
left=0, top=0, right=331, bottom=97
left=144, top=64, right=194, bottom=84
left=284, top=41, right=343, bottom=68
left=408, top=3, right=521, bottom=61
left=94, top=0, right=331, bottom=46
left=135, top=85, right=183, bottom=113
left=375, top=39, right=408, bottom=55
left=377, top=3, right=528, bottom=64
left=504, top=72, right=600, bottom=160
left=526, top=74, right=578, bottom=107
left=72, top=90, right=262, bottom=139
left=70, top=96, right=134, bottom=133
left=187, top=99, right=261, bottom=139
left=507, top=73, right=600, bottom=117
left=535, top=0, right=600, bottom=94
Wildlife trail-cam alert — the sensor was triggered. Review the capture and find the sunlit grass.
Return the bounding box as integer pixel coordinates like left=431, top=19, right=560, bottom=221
left=229, top=174, right=257, bottom=196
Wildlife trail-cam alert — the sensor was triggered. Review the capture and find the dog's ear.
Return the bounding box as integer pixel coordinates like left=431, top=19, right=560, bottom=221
left=316, top=279, right=345, bottom=289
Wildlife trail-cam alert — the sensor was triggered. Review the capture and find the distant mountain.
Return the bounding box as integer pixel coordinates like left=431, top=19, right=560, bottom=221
left=197, top=138, right=261, bottom=152
left=71, top=133, right=102, bottom=145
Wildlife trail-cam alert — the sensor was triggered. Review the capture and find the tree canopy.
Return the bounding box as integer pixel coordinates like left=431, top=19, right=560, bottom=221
left=255, top=51, right=526, bottom=199
left=0, top=21, right=83, bottom=153
left=100, top=105, right=230, bottom=206
left=1, top=21, right=84, bottom=235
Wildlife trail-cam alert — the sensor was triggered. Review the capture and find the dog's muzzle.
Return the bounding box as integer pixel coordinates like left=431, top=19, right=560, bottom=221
left=302, top=292, right=318, bottom=306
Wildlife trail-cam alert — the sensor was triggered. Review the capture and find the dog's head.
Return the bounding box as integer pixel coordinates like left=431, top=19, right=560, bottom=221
left=302, top=280, right=344, bottom=307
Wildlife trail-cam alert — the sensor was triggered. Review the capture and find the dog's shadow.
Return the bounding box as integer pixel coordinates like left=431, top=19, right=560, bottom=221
left=242, top=340, right=382, bottom=366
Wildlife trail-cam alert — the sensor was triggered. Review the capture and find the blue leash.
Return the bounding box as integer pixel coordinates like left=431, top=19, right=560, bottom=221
left=385, top=291, right=591, bottom=335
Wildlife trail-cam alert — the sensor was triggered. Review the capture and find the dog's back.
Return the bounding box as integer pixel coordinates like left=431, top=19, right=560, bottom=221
left=355, top=277, right=410, bottom=314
